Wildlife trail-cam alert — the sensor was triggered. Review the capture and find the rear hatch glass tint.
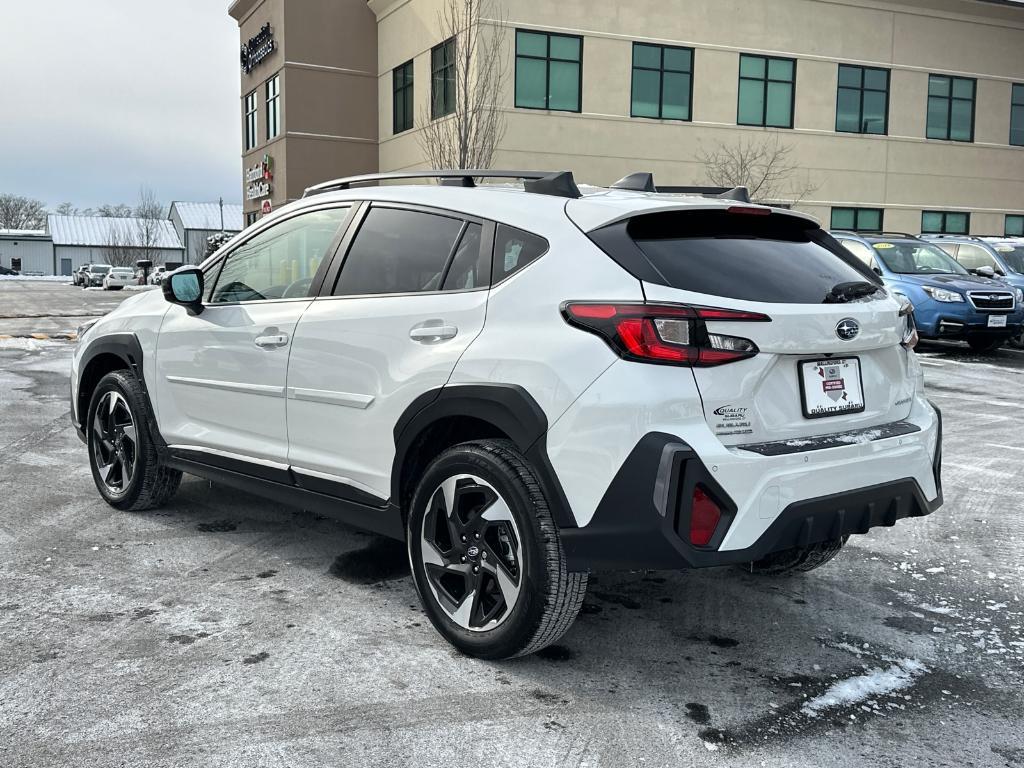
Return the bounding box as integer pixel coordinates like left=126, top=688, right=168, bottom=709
left=625, top=210, right=876, bottom=304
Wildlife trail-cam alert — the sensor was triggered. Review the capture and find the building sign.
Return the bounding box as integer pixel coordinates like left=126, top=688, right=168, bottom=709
left=240, top=23, right=275, bottom=74
left=261, top=200, right=273, bottom=215
left=245, top=154, right=274, bottom=201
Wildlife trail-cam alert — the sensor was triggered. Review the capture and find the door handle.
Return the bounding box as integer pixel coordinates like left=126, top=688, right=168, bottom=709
left=409, top=322, right=458, bottom=343
left=254, top=333, right=289, bottom=348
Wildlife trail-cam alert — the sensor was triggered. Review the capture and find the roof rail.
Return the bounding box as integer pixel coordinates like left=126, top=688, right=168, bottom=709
left=302, top=169, right=580, bottom=198
left=657, top=185, right=752, bottom=204
left=919, top=233, right=980, bottom=240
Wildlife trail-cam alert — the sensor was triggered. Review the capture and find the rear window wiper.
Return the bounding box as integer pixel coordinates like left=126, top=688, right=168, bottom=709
left=823, top=281, right=880, bottom=304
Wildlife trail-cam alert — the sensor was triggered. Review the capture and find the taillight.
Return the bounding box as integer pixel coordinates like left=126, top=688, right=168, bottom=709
left=561, top=302, right=769, bottom=367
left=896, top=295, right=919, bottom=350
left=689, top=486, right=722, bottom=546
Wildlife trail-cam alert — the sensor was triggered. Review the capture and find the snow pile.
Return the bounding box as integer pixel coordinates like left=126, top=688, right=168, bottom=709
left=801, top=659, right=927, bottom=717
left=0, top=337, right=64, bottom=351
left=0, top=274, right=71, bottom=282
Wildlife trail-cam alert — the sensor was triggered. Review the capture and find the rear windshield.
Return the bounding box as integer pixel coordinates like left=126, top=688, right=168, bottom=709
left=90, top=265, right=111, bottom=273
left=625, top=210, right=875, bottom=304
left=994, top=244, right=1024, bottom=274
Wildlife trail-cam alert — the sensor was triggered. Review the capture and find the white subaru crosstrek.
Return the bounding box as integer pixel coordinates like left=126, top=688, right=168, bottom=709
left=71, top=170, right=942, bottom=659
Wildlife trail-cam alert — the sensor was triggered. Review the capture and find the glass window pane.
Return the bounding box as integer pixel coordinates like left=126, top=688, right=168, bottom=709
left=1006, top=215, right=1024, bottom=237
left=862, top=90, right=887, bottom=134
left=492, top=224, right=549, bottom=283
left=836, top=88, right=861, bottom=132
left=335, top=208, right=464, bottom=296
left=1014, top=84, right=1024, bottom=107
left=517, top=31, right=547, bottom=57
left=515, top=58, right=547, bottom=108
left=442, top=224, right=486, bottom=291
left=859, top=209, right=882, bottom=231
left=922, top=212, right=944, bottom=233
left=926, top=96, right=948, bottom=139
left=663, top=47, right=691, bottom=72
left=928, top=76, right=950, bottom=97
left=837, top=65, right=861, bottom=88
left=1011, top=104, right=1024, bottom=146
left=739, top=55, right=765, bottom=79
left=738, top=79, right=764, bottom=125
left=633, top=43, right=661, bottom=69
left=946, top=213, right=968, bottom=234
left=951, top=78, right=974, bottom=99
left=766, top=82, right=792, bottom=127
left=631, top=69, right=660, bottom=117
left=831, top=208, right=855, bottom=229
left=768, top=58, right=793, bottom=82
left=550, top=35, right=580, bottom=61
left=661, top=72, right=690, bottom=119
left=950, top=99, right=973, bottom=141
left=548, top=60, right=580, bottom=111
left=863, top=68, right=888, bottom=91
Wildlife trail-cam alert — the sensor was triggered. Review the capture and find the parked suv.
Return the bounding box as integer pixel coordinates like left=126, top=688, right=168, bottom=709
left=832, top=231, right=1023, bottom=351
left=73, top=264, right=93, bottom=286
left=72, top=171, right=943, bottom=659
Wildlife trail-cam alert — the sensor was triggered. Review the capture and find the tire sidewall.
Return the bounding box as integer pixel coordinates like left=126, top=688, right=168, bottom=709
left=408, top=445, right=550, bottom=659
left=86, top=372, right=150, bottom=510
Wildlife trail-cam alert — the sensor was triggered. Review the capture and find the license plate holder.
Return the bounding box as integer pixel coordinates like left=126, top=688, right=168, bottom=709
left=988, top=315, right=1007, bottom=328
left=798, top=358, right=866, bottom=419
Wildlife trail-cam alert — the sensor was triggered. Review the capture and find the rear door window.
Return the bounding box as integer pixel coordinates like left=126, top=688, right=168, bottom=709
left=626, top=210, right=874, bottom=304
left=492, top=224, right=548, bottom=284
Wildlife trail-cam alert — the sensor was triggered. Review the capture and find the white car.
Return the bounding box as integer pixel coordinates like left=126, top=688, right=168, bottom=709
left=102, top=267, right=136, bottom=290
left=70, top=170, right=942, bottom=659
left=148, top=266, right=167, bottom=285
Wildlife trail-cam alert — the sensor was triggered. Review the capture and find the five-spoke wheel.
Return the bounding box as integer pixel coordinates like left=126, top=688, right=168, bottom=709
left=91, top=390, right=138, bottom=497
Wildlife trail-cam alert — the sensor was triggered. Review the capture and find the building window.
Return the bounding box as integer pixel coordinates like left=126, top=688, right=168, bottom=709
left=836, top=65, right=889, bottom=135
left=922, top=210, right=970, bottom=235
left=830, top=207, right=884, bottom=232
left=515, top=30, right=582, bottom=112
left=245, top=211, right=259, bottom=227
left=265, top=75, right=280, bottom=140
left=1011, top=84, right=1024, bottom=147
left=926, top=75, right=974, bottom=142
left=244, top=90, right=258, bottom=150
left=738, top=54, right=795, bottom=128
left=631, top=43, right=693, bottom=121
left=393, top=59, right=414, bottom=134
left=1007, top=215, right=1024, bottom=237
left=431, top=38, right=456, bottom=119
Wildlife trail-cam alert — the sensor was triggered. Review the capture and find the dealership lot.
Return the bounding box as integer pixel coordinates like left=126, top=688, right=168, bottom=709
left=0, top=281, right=1021, bottom=767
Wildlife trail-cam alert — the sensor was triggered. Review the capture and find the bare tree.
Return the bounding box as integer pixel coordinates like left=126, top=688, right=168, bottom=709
left=695, top=135, right=818, bottom=206
left=55, top=202, right=76, bottom=216
left=133, top=187, right=165, bottom=264
left=97, top=203, right=133, bottom=217
left=103, top=221, right=138, bottom=268
left=417, top=0, right=508, bottom=171
left=0, top=193, right=47, bottom=229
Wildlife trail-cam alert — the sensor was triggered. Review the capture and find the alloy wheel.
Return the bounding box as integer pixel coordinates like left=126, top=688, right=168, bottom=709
left=419, top=474, right=523, bottom=632
left=92, top=391, right=138, bottom=496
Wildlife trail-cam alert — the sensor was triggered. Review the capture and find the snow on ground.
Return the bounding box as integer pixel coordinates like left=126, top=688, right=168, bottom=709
left=801, top=659, right=928, bottom=717
left=0, top=275, right=72, bottom=282
left=0, top=337, right=67, bottom=351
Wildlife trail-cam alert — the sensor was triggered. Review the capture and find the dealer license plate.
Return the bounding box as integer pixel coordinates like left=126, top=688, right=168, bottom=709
left=988, top=315, right=1007, bottom=328
left=799, top=358, right=866, bottom=419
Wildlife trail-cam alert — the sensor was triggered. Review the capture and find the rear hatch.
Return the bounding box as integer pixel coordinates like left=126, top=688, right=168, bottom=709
left=589, top=207, right=915, bottom=447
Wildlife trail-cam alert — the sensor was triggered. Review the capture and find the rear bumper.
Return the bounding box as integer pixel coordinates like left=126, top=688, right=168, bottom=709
left=560, top=404, right=943, bottom=572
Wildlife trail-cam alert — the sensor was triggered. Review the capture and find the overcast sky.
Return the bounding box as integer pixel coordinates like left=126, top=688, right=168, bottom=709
left=0, top=0, right=241, bottom=211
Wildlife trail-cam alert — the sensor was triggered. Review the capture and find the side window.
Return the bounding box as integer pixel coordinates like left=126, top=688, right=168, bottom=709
left=334, top=207, right=464, bottom=296
left=492, top=224, right=548, bottom=284
left=209, top=207, right=350, bottom=304
left=441, top=223, right=486, bottom=290
left=954, top=243, right=996, bottom=271
left=839, top=239, right=877, bottom=268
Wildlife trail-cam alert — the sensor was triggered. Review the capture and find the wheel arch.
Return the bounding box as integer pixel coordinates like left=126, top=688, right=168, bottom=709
left=392, top=385, right=577, bottom=529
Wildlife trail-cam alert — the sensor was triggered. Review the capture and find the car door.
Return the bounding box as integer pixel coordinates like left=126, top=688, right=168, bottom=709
left=286, top=203, right=491, bottom=501
left=154, top=205, right=352, bottom=467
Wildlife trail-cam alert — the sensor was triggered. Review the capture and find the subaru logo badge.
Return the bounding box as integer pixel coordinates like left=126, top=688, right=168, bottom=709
left=836, top=318, right=860, bottom=341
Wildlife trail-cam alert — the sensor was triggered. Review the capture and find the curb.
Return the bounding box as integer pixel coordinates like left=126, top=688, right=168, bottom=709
left=0, top=332, right=78, bottom=341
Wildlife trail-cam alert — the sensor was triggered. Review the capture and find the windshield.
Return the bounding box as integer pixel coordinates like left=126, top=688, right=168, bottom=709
left=994, top=244, right=1024, bottom=274
left=90, top=265, right=112, bottom=274
left=869, top=241, right=969, bottom=276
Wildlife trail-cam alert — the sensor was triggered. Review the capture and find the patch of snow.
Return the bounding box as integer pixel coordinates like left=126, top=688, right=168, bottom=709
left=0, top=275, right=71, bottom=282
left=801, top=660, right=927, bottom=717
left=833, top=429, right=883, bottom=445
left=925, top=566, right=946, bottom=574
left=0, top=337, right=65, bottom=351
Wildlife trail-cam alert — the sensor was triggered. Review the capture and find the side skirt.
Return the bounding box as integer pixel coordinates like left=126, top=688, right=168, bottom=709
left=164, top=453, right=405, bottom=541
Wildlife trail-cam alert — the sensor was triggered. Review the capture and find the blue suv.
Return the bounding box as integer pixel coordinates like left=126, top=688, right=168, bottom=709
left=832, top=231, right=1024, bottom=352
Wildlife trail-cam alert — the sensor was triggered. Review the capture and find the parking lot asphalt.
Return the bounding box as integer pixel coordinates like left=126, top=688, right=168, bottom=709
left=1, top=281, right=1022, bottom=768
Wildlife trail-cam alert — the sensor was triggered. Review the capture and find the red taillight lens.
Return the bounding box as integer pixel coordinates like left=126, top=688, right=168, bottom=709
left=690, top=486, right=722, bottom=547
left=562, top=302, right=767, bottom=367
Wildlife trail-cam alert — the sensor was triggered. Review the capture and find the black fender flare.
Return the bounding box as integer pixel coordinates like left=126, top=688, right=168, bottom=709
left=391, top=384, right=577, bottom=528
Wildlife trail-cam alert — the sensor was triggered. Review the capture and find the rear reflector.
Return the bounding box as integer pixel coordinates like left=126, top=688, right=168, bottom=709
left=562, top=302, right=767, bottom=367
left=690, top=486, right=722, bottom=547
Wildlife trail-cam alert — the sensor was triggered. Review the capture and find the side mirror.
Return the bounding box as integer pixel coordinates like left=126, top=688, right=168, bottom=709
left=162, top=267, right=204, bottom=315
left=975, top=265, right=995, bottom=279
left=872, top=266, right=882, bottom=276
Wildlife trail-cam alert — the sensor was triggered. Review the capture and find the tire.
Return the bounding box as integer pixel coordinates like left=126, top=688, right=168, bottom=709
left=967, top=336, right=1003, bottom=352
left=407, top=439, right=587, bottom=660
left=740, top=536, right=848, bottom=576
left=87, top=370, right=181, bottom=511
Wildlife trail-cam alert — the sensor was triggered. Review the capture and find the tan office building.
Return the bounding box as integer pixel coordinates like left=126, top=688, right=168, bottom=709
left=230, top=0, right=1024, bottom=237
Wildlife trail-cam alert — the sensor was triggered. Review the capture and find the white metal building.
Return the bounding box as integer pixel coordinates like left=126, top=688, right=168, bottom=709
left=0, top=229, right=55, bottom=275
left=168, top=202, right=245, bottom=265
left=47, top=215, right=185, bottom=273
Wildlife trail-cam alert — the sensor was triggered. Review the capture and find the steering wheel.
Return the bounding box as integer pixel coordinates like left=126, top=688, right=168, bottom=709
left=282, top=277, right=313, bottom=299
left=215, top=281, right=264, bottom=302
